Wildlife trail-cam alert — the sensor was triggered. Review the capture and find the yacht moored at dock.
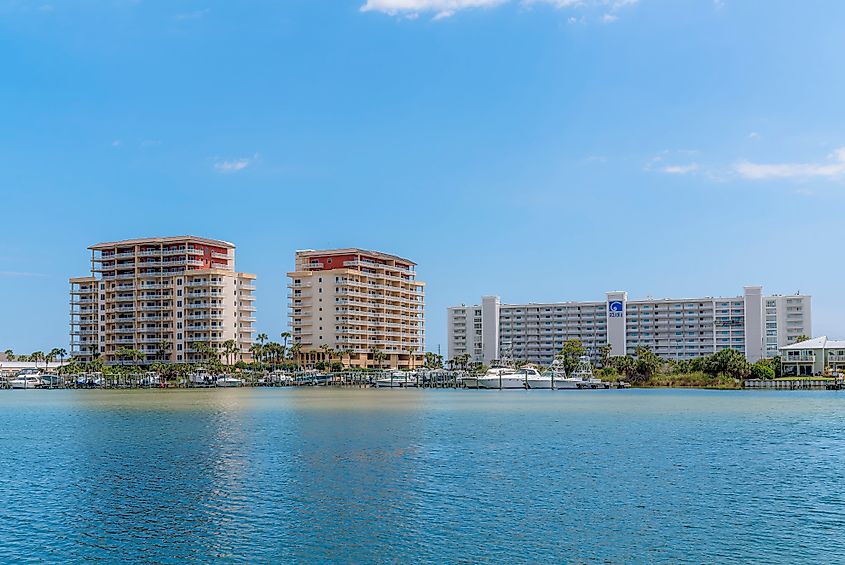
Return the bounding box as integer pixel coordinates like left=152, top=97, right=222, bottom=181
left=375, top=371, right=418, bottom=388
left=477, top=367, right=524, bottom=389
left=9, top=369, right=44, bottom=389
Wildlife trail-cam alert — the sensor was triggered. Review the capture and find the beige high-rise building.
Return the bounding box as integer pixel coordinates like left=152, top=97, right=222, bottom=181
left=69, top=236, right=256, bottom=365
left=287, top=249, right=425, bottom=369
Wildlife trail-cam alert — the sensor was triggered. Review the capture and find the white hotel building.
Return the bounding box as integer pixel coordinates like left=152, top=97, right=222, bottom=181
left=447, top=287, right=811, bottom=366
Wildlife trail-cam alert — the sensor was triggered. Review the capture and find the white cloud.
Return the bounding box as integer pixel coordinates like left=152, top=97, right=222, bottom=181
left=660, top=163, right=699, bottom=174
left=360, top=0, right=504, bottom=19
left=644, top=150, right=700, bottom=175
left=213, top=155, right=257, bottom=173
left=734, top=148, right=845, bottom=180
left=360, top=0, right=637, bottom=19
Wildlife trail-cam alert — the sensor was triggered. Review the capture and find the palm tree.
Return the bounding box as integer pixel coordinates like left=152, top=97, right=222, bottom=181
left=249, top=343, right=263, bottom=368
left=45, top=349, right=57, bottom=370
left=31, top=351, right=45, bottom=371
left=339, top=348, right=354, bottom=369
left=54, top=348, right=67, bottom=369
left=3, top=349, right=14, bottom=361
left=320, top=344, right=335, bottom=370
left=405, top=346, right=416, bottom=371
left=157, top=340, right=171, bottom=363
left=222, top=339, right=238, bottom=366
left=257, top=333, right=268, bottom=345
left=289, top=342, right=302, bottom=369
left=281, top=332, right=293, bottom=360
left=370, top=346, right=386, bottom=370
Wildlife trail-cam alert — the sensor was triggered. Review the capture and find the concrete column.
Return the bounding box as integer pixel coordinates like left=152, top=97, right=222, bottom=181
left=606, top=291, right=627, bottom=357
left=481, top=295, right=500, bottom=365
left=744, top=286, right=764, bottom=362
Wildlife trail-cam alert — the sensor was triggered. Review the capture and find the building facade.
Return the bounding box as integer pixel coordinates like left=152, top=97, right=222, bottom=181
left=287, top=249, right=425, bottom=369
left=70, top=236, right=256, bottom=365
left=448, top=286, right=811, bottom=366
left=780, top=336, right=845, bottom=376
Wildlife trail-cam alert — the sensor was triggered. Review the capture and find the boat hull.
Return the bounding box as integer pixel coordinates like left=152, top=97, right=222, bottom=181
left=477, top=376, right=525, bottom=389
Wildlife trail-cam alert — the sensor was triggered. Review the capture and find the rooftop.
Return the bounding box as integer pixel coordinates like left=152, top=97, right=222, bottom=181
left=296, top=248, right=416, bottom=266
left=781, top=336, right=845, bottom=350
left=90, top=236, right=235, bottom=250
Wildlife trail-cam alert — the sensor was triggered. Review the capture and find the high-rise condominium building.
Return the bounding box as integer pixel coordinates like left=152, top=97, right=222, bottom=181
left=287, top=249, right=425, bottom=369
left=448, top=286, right=811, bottom=366
left=69, top=236, right=256, bottom=365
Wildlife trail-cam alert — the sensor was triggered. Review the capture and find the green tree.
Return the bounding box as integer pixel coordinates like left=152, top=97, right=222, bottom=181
left=598, top=343, right=613, bottom=368
left=634, top=346, right=662, bottom=378
left=3, top=349, right=14, bottom=361
left=31, top=351, right=45, bottom=370
left=610, top=355, right=636, bottom=378
left=223, top=339, right=238, bottom=366
left=289, top=342, right=302, bottom=368
left=704, top=348, right=750, bottom=379
left=794, top=334, right=810, bottom=344
left=370, top=346, right=387, bottom=370
left=320, top=344, right=335, bottom=370
left=557, top=339, right=586, bottom=375
left=750, top=360, right=775, bottom=379
left=157, top=340, right=171, bottom=363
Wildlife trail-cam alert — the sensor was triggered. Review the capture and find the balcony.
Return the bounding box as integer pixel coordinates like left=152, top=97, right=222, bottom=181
left=137, top=282, right=171, bottom=290
left=102, top=273, right=135, bottom=280
left=783, top=354, right=815, bottom=363
left=186, top=280, right=226, bottom=288
left=211, top=251, right=232, bottom=260
left=186, top=291, right=223, bottom=299
left=186, top=302, right=223, bottom=309
left=186, top=313, right=225, bottom=320
left=70, top=298, right=96, bottom=305
left=97, top=251, right=136, bottom=260
left=241, top=316, right=256, bottom=322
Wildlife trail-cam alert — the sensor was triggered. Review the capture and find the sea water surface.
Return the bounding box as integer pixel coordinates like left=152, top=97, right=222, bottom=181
left=0, top=388, right=843, bottom=563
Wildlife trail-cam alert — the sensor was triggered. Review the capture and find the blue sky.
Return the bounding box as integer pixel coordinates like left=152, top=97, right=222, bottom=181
left=2, top=0, right=844, bottom=355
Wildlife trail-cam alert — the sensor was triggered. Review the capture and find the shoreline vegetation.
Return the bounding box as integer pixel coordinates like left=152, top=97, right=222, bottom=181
left=0, top=338, right=829, bottom=391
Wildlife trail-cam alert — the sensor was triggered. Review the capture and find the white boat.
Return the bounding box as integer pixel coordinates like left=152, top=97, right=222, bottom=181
left=375, top=372, right=417, bottom=388
left=543, top=359, right=580, bottom=389
left=216, top=376, right=244, bottom=387
left=477, top=367, right=525, bottom=389
left=9, top=370, right=44, bottom=389
left=522, top=367, right=555, bottom=389
left=189, top=368, right=215, bottom=386
left=570, top=355, right=609, bottom=389
left=140, top=372, right=161, bottom=387
left=267, top=370, right=294, bottom=385
left=76, top=372, right=104, bottom=388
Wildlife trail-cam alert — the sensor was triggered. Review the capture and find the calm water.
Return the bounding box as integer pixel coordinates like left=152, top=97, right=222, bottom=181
left=0, top=388, right=843, bottom=563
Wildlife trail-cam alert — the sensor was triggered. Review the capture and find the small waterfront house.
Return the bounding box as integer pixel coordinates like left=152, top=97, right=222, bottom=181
left=779, top=336, right=845, bottom=376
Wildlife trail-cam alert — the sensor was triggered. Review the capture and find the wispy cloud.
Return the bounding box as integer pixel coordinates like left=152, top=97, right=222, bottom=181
left=734, top=148, right=845, bottom=180
left=644, top=150, right=700, bottom=175
left=660, top=163, right=699, bottom=174
left=213, top=154, right=258, bottom=173
left=360, top=0, right=637, bottom=20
